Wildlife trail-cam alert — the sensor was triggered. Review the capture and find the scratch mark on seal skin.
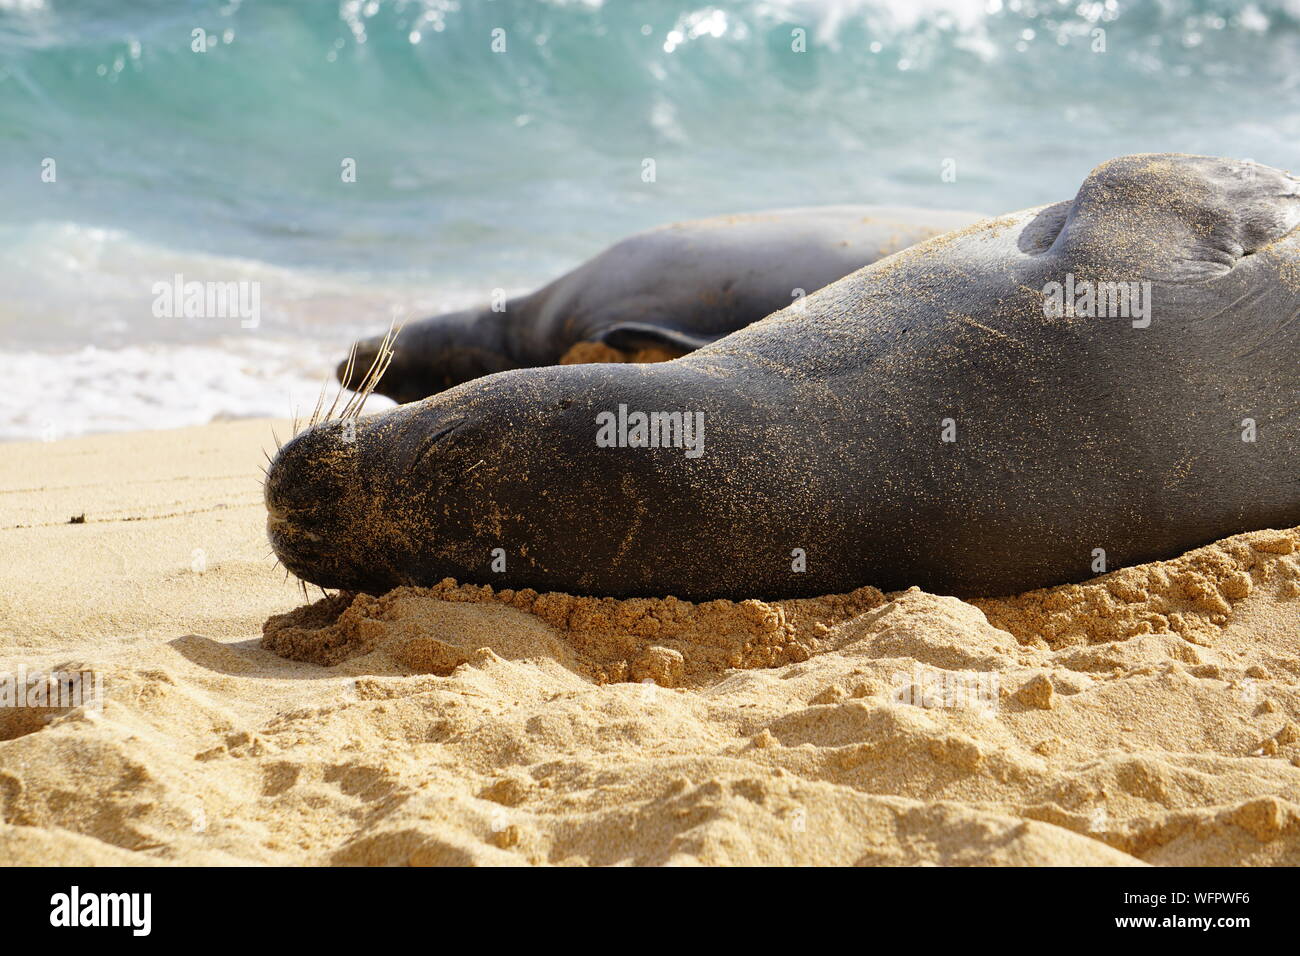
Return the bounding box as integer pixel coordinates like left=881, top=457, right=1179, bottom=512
left=955, top=314, right=1026, bottom=348
left=609, top=473, right=648, bottom=571
left=1204, top=286, right=1258, bottom=325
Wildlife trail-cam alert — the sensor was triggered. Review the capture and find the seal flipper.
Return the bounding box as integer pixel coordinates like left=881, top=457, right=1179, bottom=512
left=596, top=322, right=721, bottom=354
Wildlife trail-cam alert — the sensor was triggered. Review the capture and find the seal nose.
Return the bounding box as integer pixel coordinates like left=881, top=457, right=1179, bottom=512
left=265, top=507, right=322, bottom=541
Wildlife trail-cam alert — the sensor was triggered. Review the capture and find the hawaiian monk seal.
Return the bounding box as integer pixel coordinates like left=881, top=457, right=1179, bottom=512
left=271, top=154, right=1299, bottom=600
left=345, top=205, right=983, bottom=403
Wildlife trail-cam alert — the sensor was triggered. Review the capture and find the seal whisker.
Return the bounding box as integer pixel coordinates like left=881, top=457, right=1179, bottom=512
left=342, top=319, right=400, bottom=422
left=445, top=457, right=486, bottom=489
left=305, top=378, right=329, bottom=436
left=322, top=342, right=359, bottom=426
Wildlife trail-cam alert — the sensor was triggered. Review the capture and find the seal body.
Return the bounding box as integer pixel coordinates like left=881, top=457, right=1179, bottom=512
left=273, top=155, right=1300, bottom=599
left=347, top=205, right=983, bottom=402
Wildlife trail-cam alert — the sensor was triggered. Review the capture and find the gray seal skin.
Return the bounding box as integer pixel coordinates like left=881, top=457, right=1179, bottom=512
left=345, top=205, right=984, bottom=403
left=271, top=154, right=1299, bottom=600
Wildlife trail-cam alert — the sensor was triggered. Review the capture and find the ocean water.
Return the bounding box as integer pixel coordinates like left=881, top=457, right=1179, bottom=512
left=2, top=0, right=1299, bottom=439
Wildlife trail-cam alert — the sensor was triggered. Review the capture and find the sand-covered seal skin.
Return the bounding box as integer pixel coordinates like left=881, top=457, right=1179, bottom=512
left=272, top=154, right=1300, bottom=600
left=345, top=205, right=983, bottom=403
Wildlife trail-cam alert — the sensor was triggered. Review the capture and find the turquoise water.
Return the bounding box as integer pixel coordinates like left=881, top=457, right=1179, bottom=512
left=3, top=0, right=1299, bottom=437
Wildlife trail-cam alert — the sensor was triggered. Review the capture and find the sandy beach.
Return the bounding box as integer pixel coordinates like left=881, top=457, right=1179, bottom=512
left=0, top=420, right=1296, bottom=865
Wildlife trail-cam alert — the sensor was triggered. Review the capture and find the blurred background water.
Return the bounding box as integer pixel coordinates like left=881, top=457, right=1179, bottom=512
left=2, top=0, right=1298, bottom=438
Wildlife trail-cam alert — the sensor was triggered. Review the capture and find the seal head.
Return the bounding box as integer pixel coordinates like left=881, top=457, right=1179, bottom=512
left=343, top=307, right=519, bottom=404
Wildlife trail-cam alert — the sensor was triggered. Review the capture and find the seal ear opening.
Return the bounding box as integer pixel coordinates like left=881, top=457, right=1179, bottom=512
left=597, top=322, right=720, bottom=354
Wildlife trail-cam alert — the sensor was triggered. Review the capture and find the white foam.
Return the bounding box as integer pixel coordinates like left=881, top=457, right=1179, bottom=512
left=1, top=339, right=394, bottom=442
left=0, top=220, right=490, bottom=439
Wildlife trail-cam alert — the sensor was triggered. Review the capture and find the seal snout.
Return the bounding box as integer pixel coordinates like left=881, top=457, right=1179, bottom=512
left=263, top=420, right=367, bottom=589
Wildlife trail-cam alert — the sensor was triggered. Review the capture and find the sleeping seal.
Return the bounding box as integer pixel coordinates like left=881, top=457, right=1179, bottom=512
left=270, top=154, right=1299, bottom=600
left=345, top=205, right=983, bottom=402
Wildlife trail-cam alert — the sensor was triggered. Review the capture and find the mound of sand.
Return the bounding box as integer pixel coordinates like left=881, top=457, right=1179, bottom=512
left=1, top=421, right=1298, bottom=865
